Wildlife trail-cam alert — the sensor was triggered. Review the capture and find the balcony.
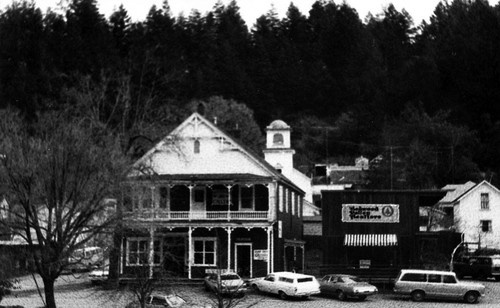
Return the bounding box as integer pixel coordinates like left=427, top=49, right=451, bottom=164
left=123, top=210, right=270, bottom=221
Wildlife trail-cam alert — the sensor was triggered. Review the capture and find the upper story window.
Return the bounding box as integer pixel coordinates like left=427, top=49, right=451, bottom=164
left=481, top=193, right=489, bottom=210
left=273, top=133, right=284, bottom=145
left=194, top=139, right=200, bottom=154
left=481, top=220, right=492, bottom=232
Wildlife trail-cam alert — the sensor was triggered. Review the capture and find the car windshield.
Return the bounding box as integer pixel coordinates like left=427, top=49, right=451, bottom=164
left=342, top=276, right=360, bottom=283
left=221, top=274, right=241, bottom=280
left=492, top=258, right=500, bottom=266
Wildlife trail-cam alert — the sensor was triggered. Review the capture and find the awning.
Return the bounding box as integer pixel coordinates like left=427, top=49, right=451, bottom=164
left=344, top=234, right=398, bottom=247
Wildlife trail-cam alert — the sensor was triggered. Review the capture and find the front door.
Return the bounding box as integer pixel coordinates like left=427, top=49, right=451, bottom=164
left=235, top=243, right=252, bottom=278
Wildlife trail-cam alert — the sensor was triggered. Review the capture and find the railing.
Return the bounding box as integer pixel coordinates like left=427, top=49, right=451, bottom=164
left=123, top=210, right=269, bottom=221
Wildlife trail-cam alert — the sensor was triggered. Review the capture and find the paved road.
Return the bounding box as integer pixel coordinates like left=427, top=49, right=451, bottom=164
left=2, top=275, right=500, bottom=308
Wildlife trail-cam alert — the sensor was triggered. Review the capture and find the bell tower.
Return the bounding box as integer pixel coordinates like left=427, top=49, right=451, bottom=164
left=263, top=120, right=295, bottom=175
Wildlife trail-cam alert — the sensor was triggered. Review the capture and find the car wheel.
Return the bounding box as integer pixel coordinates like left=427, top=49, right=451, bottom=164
left=464, top=291, right=479, bottom=304
left=279, top=291, right=288, bottom=300
left=358, top=295, right=367, bottom=301
left=252, top=284, right=259, bottom=292
left=411, top=290, right=425, bottom=302
left=337, top=290, right=347, bottom=301
left=301, top=295, right=309, bottom=300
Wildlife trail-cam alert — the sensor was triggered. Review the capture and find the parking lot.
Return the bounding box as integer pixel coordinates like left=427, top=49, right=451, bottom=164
left=3, top=274, right=500, bottom=308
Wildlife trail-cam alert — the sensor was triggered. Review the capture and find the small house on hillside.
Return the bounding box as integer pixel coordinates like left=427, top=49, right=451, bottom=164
left=439, top=180, right=500, bottom=250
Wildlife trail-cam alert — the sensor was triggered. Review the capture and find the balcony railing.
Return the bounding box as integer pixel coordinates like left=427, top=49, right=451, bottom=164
left=123, top=210, right=269, bottom=221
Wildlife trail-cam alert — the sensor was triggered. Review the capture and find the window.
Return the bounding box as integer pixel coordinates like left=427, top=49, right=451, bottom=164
left=127, top=238, right=149, bottom=266
left=193, top=238, right=216, bottom=266
left=194, top=140, right=200, bottom=154
left=264, top=275, right=274, bottom=282
left=135, top=186, right=152, bottom=209
left=428, top=274, right=441, bottom=283
left=401, top=273, right=426, bottom=282
left=443, top=275, right=457, bottom=284
left=159, top=187, right=168, bottom=209
left=194, top=187, right=205, bottom=203
left=481, top=220, right=492, bottom=232
left=481, top=193, right=489, bottom=210
left=273, top=133, right=283, bottom=145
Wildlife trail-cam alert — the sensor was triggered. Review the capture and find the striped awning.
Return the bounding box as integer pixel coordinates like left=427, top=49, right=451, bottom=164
left=344, top=234, right=398, bottom=247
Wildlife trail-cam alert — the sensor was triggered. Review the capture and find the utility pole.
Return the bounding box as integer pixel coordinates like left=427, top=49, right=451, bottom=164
left=390, top=146, right=393, bottom=190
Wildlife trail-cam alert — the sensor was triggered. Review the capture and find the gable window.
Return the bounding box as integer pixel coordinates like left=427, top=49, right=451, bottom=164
left=481, top=193, right=489, bottom=210
left=273, top=133, right=284, bottom=145
left=194, top=139, right=200, bottom=154
left=193, top=238, right=216, bottom=266
left=481, top=220, right=492, bottom=232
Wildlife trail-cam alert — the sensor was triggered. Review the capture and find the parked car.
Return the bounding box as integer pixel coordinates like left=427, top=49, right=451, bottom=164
left=88, top=266, right=108, bottom=285
left=65, top=246, right=104, bottom=273
left=393, top=269, right=486, bottom=304
left=319, top=274, right=378, bottom=301
left=250, top=271, right=320, bottom=300
left=453, top=255, right=500, bottom=281
left=124, top=293, right=191, bottom=308
left=204, top=272, right=247, bottom=297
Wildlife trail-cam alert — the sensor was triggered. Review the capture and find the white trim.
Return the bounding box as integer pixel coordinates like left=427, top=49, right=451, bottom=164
left=191, top=237, right=217, bottom=266
left=235, top=243, right=253, bottom=278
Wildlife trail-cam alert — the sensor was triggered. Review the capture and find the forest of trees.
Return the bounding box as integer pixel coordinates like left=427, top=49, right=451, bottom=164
left=1, top=0, right=500, bottom=189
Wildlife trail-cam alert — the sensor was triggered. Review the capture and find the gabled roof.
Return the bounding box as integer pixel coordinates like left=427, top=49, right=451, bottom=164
left=131, top=113, right=304, bottom=194
left=440, top=180, right=500, bottom=204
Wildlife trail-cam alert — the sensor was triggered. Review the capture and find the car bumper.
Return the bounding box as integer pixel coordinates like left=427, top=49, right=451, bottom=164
left=294, top=290, right=321, bottom=297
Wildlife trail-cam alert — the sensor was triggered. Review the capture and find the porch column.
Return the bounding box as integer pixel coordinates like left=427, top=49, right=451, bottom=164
left=267, top=183, right=277, bottom=221
left=226, top=185, right=232, bottom=221
left=270, top=227, right=274, bottom=273
left=267, top=227, right=271, bottom=274
left=188, top=185, right=194, bottom=214
left=188, top=227, right=193, bottom=279
left=226, top=227, right=232, bottom=271
left=148, top=226, right=155, bottom=278
left=302, top=244, right=305, bottom=274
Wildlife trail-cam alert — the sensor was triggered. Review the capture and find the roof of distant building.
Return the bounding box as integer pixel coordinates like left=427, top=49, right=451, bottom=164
left=440, top=181, right=476, bottom=204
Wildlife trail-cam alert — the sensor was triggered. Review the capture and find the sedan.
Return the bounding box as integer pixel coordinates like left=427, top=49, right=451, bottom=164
left=319, top=274, right=378, bottom=301
left=204, top=272, right=247, bottom=297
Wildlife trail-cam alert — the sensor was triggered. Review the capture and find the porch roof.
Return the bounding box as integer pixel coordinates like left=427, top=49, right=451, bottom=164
left=125, top=173, right=274, bottom=184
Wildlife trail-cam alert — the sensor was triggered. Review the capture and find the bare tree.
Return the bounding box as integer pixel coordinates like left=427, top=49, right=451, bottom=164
left=0, top=108, right=128, bottom=308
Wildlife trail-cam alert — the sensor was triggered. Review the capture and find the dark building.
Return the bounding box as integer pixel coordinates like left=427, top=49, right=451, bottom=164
left=321, top=190, right=461, bottom=270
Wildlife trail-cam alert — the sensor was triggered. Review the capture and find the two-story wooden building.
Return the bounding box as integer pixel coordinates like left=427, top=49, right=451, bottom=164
left=112, top=113, right=305, bottom=280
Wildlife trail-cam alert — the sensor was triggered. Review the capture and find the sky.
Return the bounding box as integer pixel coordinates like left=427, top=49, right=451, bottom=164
left=0, top=1, right=491, bottom=26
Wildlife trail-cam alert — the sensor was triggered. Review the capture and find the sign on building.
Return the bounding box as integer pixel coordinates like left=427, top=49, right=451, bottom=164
left=212, top=187, right=229, bottom=206
left=341, top=204, right=399, bottom=223
left=253, top=249, right=268, bottom=261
